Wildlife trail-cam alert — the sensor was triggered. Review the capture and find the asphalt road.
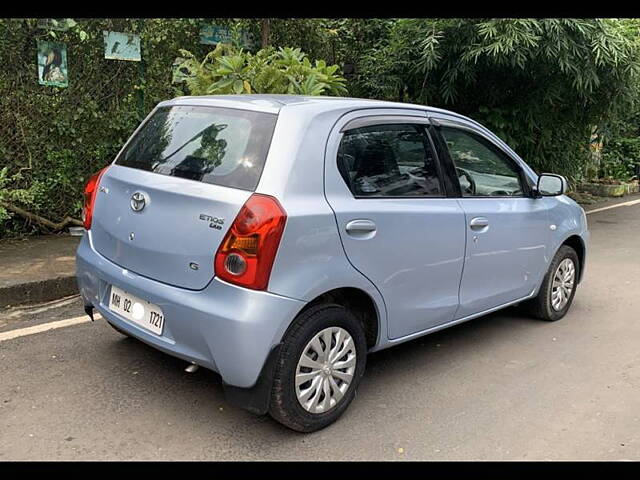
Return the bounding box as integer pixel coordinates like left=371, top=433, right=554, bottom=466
left=1, top=201, right=639, bottom=461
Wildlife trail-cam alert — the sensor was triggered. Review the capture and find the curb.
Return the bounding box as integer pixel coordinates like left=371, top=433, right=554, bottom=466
left=0, top=275, right=78, bottom=309
left=584, top=197, right=640, bottom=215
left=582, top=192, right=640, bottom=213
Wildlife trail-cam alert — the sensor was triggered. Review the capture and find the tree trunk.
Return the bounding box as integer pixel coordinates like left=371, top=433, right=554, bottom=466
left=261, top=18, right=270, bottom=48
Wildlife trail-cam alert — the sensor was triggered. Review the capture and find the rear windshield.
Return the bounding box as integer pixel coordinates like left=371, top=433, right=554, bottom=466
left=115, top=105, right=278, bottom=191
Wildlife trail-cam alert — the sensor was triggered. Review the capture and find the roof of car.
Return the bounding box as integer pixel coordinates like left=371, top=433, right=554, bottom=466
left=162, top=94, right=437, bottom=114
left=155, top=94, right=535, bottom=178
left=159, top=94, right=488, bottom=136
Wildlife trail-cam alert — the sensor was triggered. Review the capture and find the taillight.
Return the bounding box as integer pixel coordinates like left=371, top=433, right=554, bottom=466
left=215, top=194, right=287, bottom=290
left=82, top=167, right=109, bottom=230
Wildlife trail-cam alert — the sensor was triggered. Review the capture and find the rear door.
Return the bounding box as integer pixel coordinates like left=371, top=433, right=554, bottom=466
left=430, top=117, right=550, bottom=318
left=324, top=111, right=466, bottom=340
left=91, top=104, right=277, bottom=290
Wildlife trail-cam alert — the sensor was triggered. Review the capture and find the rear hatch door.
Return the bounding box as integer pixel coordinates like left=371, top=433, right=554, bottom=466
left=90, top=104, right=278, bottom=290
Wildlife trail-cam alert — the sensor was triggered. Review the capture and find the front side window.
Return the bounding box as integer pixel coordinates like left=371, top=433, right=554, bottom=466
left=440, top=126, right=524, bottom=197
left=337, top=123, right=443, bottom=197
left=116, top=106, right=277, bottom=191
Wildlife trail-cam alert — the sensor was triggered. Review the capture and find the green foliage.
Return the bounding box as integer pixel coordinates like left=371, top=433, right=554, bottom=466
left=3, top=17, right=640, bottom=237
left=0, top=18, right=219, bottom=237
left=0, top=167, right=34, bottom=222
left=176, top=44, right=347, bottom=96
left=597, top=105, right=640, bottom=182
left=347, top=19, right=640, bottom=182
left=0, top=18, right=347, bottom=237
left=601, top=138, right=640, bottom=181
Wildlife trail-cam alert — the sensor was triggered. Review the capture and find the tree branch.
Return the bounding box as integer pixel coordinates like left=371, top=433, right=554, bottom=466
left=1, top=202, right=83, bottom=231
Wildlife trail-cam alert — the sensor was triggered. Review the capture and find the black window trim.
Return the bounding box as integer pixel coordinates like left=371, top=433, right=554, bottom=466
left=426, top=124, right=461, bottom=198
left=429, top=118, right=534, bottom=199
left=340, top=114, right=428, bottom=133
left=337, top=120, right=450, bottom=200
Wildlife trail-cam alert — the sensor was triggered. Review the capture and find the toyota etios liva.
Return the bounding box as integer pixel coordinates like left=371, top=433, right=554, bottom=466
left=77, top=95, right=589, bottom=432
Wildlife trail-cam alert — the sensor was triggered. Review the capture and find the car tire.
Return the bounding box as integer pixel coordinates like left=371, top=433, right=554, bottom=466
left=269, top=303, right=367, bottom=433
left=525, top=245, right=580, bottom=321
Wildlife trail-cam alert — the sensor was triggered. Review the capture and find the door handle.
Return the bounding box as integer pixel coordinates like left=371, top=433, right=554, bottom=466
left=345, top=219, right=376, bottom=236
left=469, top=217, right=489, bottom=230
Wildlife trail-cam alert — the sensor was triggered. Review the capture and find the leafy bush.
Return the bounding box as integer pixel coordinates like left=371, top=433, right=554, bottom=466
left=600, top=137, right=640, bottom=181
left=345, top=19, right=640, bottom=182
left=0, top=18, right=217, bottom=237
left=0, top=19, right=346, bottom=238
left=3, top=18, right=640, bottom=237
left=176, top=44, right=347, bottom=96
left=0, top=167, right=34, bottom=223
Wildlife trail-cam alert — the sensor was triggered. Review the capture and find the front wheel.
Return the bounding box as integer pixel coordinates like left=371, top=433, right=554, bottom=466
left=269, top=304, right=367, bottom=432
left=525, top=245, right=579, bottom=321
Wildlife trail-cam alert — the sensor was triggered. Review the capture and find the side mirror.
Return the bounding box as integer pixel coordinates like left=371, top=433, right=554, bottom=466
left=536, top=173, right=567, bottom=197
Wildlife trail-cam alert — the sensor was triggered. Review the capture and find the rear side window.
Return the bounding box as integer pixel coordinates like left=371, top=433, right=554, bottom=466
left=116, top=106, right=277, bottom=191
left=337, top=123, right=443, bottom=197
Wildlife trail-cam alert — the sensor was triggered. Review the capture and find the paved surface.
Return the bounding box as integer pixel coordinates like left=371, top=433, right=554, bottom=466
left=1, top=202, right=639, bottom=460
left=0, top=235, right=80, bottom=307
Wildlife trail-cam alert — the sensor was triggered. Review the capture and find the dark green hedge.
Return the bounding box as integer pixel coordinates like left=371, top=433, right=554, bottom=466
left=0, top=19, right=231, bottom=237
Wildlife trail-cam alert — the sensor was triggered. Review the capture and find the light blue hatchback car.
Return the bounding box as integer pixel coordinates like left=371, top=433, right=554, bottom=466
left=77, top=94, right=589, bottom=431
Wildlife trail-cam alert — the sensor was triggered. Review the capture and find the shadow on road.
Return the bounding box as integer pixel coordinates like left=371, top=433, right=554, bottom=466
left=98, top=304, right=546, bottom=439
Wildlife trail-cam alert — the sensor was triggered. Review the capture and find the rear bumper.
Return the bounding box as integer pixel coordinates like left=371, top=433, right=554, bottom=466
left=76, top=233, right=304, bottom=389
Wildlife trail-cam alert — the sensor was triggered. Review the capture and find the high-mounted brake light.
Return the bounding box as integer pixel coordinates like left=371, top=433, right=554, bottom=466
left=215, top=194, right=287, bottom=291
left=82, top=166, right=109, bottom=230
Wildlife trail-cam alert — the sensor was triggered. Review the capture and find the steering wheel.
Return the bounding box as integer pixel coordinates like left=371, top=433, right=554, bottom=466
left=456, top=167, right=476, bottom=196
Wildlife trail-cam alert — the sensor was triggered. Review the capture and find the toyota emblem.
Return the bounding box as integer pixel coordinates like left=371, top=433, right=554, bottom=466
left=130, top=192, right=146, bottom=212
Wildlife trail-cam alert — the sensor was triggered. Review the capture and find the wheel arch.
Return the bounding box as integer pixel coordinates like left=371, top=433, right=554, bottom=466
left=292, top=287, right=381, bottom=349
left=560, top=234, right=586, bottom=283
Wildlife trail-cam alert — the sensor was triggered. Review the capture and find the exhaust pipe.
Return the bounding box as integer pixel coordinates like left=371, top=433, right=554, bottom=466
left=185, top=362, right=199, bottom=373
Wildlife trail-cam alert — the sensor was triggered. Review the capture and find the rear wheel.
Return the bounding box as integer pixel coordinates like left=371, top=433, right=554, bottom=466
left=525, top=245, right=579, bottom=321
left=269, top=304, right=367, bottom=432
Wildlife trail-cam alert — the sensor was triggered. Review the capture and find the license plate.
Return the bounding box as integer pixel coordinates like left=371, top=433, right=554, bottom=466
left=108, top=285, right=164, bottom=335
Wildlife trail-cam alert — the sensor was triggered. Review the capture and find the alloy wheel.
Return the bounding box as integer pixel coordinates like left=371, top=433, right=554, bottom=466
left=295, top=327, right=356, bottom=414
left=551, top=258, right=576, bottom=311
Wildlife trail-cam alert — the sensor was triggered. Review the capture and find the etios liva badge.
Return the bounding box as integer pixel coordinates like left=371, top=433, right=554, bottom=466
left=199, top=213, right=225, bottom=230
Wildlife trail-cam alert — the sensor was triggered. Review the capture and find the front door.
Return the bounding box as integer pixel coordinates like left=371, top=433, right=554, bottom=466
left=434, top=123, right=550, bottom=319
left=325, top=116, right=467, bottom=340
